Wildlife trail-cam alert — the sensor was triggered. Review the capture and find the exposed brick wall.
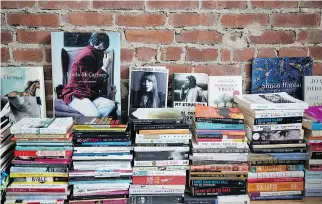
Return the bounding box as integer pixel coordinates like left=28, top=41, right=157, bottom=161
left=1, top=0, right=322, bottom=116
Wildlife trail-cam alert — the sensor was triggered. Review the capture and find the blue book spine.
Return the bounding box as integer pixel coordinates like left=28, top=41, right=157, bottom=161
left=81, top=142, right=131, bottom=146
left=251, top=195, right=303, bottom=200
left=73, top=152, right=130, bottom=156
left=196, top=122, right=244, bottom=130
left=312, top=123, right=322, bottom=130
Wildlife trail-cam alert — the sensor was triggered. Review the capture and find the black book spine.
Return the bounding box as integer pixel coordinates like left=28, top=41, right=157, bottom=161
left=190, top=180, right=246, bottom=188
left=134, top=151, right=188, bottom=161
left=195, top=117, right=244, bottom=124
left=250, top=140, right=304, bottom=145
left=131, top=119, right=184, bottom=125
left=192, top=187, right=246, bottom=196
left=129, top=195, right=183, bottom=204
left=73, top=133, right=130, bottom=138
left=73, top=137, right=130, bottom=143
left=134, top=124, right=190, bottom=130
left=135, top=143, right=189, bottom=147
left=250, top=160, right=305, bottom=166
left=252, top=148, right=307, bottom=153
left=311, top=152, right=322, bottom=159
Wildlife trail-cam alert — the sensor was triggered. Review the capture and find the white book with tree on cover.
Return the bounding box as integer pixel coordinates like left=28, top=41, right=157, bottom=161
left=208, top=76, right=242, bottom=108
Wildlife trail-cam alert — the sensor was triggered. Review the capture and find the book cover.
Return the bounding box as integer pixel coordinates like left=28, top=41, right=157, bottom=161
left=304, top=106, right=322, bottom=122
left=251, top=57, right=313, bottom=100
left=172, top=73, right=208, bottom=121
left=234, top=92, right=309, bottom=110
left=208, top=76, right=242, bottom=108
left=195, top=105, right=243, bottom=120
left=128, top=66, right=169, bottom=115
left=130, top=108, right=183, bottom=121
left=75, top=116, right=128, bottom=127
left=51, top=32, right=121, bottom=118
left=304, top=76, right=322, bottom=106
left=1, top=67, right=46, bottom=122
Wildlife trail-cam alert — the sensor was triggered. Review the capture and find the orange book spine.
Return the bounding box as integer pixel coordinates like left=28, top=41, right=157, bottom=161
left=251, top=165, right=289, bottom=173
left=309, top=136, right=322, bottom=140
left=247, top=182, right=304, bottom=192
left=139, top=129, right=190, bottom=134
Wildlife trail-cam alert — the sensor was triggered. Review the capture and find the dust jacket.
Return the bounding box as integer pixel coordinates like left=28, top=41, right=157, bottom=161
left=304, top=76, right=322, bottom=106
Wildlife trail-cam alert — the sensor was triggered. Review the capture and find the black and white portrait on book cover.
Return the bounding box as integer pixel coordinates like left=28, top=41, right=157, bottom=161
left=128, top=67, right=169, bottom=115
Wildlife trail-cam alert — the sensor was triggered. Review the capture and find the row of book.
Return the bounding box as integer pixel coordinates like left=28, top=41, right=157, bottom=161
left=2, top=92, right=322, bottom=204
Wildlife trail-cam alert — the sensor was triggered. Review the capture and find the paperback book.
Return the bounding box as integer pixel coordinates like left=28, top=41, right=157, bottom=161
left=304, top=76, right=322, bottom=106
left=251, top=57, right=313, bottom=100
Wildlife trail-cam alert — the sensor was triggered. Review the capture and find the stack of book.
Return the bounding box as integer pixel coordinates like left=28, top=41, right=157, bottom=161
left=5, top=117, right=73, bottom=204
left=69, top=117, right=132, bottom=204
left=234, top=92, right=309, bottom=201
left=186, top=105, right=249, bottom=202
left=129, top=108, right=190, bottom=204
left=1, top=99, right=14, bottom=201
left=303, top=106, right=322, bottom=197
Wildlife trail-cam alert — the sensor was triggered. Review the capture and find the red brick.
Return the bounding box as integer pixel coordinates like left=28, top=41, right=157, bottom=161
left=93, top=1, right=144, bottom=10
left=46, top=98, right=53, bottom=112
left=313, top=63, right=322, bottom=75
left=251, top=1, right=298, bottom=8
left=46, top=49, right=51, bottom=63
left=17, top=30, right=50, bottom=44
left=186, top=48, right=218, bottom=62
left=135, top=47, right=157, bottom=61
left=39, top=1, right=90, bottom=9
left=43, top=65, right=52, bottom=80
left=147, top=0, right=198, bottom=9
left=279, top=47, right=308, bottom=57
left=221, top=14, right=269, bottom=28
left=116, top=14, right=165, bottom=27
left=272, top=13, right=321, bottom=27
left=165, top=64, right=193, bottom=74
left=168, top=13, right=217, bottom=27
left=233, top=48, right=255, bottom=62
left=176, top=30, right=222, bottom=44
left=310, top=47, right=322, bottom=60
left=297, top=30, right=322, bottom=44
left=257, top=48, right=277, bottom=58
left=121, top=65, right=130, bottom=79
left=201, top=0, right=247, bottom=9
left=7, top=13, right=59, bottom=27
left=249, top=30, right=295, bottom=44
left=126, top=30, right=174, bottom=44
left=194, top=64, right=241, bottom=76
left=13, top=49, right=43, bottom=62
left=1, top=1, right=35, bottom=9
left=221, top=49, right=231, bottom=62
left=300, top=1, right=322, bottom=8
left=65, top=13, right=113, bottom=26
left=1, top=31, right=13, bottom=44
left=161, top=47, right=182, bottom=61
left=1, top=48, right=10, bottom=62
left=121, top=49, right=134, bottom=62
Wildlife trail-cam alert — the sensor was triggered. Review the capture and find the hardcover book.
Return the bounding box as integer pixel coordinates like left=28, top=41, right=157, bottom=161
left=304, top=76, right=322, bottom=106
left=128, top=66, right=169, bottom=115
left=75, top=116, right=128, bottom=128
left=130, top=108, right=183, bottom=121
left=10, top=117, right=74, bottom=134
left=208, top=76, right=242, bottom=108
left=51, top=32, right=121, bottom=118
left=0, top=67, right=46, bottom=122
left=172, top=73, right=208, bottom=121
left=234, top=92, right=309, bottom=110
left=251, top=57, right=313, bottom=100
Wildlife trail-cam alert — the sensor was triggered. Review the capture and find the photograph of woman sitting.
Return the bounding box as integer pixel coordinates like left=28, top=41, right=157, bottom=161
left=131, top=72, right=166, bottom=109
left=180, top=75, right=207, bottom=103
left=61, top=33, right=116, bottom=117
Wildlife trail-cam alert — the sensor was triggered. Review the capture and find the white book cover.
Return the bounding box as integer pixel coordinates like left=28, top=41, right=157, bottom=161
left=10, top=117, right=73, bottom=134
left=1, top=67, right=46, bottom=122
left=128, top=66, right=169, bottom=115
left=172, top=73, right=208, bottom=121
left=234, top=92, right=308, bottom=110
left=208, top=76, right=242, bottom=108
left=304, top=76, right=322, bottom=106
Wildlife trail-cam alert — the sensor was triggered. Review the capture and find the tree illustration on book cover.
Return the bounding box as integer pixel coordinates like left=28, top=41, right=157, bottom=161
left=251, top=57, right=313, bottom=100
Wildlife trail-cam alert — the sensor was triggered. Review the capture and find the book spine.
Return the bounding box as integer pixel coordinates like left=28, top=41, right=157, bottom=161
left=132, top=176, right=186, bottom=185
left=250, top=165, right=304, bottom=173
left=192, top=187, right=246, bottom=196
left=251, top=123, right=302, bottom=131
left=253, top=117, right=302, bottom=125
left=247, top=182, right=304, bottom=192
left=74, top=137, right=129, bottom=143
left=14, top=150, right=72, bottom=157
left=191, top=180, right=246, bottom=188
left=191, top=164, right=248, bottom=172
left=249, top=190, right=302, bottom=197
left=134, top=152, right=188, bottom=161
left=252, top=148, right=306, bottom=153
left=250, top=160, right=305, bottom=166
left=134, top=124, right=190, bottom=130
left=74, top=124, right=127, bottom=128
left=250, top=195, right=302, bottom=200
left=195, top=117, right=244, bottom=124
left=129, top=195, right=183, bottom=204
left=248, top=178, right=303, bottom=183
left=134, top=160, right=189, bottom=166
left=196, top=123, right=244, bottom=130
left=192, top=148, right=249, bottom=153
left=248, top=171, right=304, bottom=179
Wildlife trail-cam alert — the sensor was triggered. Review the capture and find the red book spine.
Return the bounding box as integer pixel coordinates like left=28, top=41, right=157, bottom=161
left=7, top=188, right=66, bottom=193
left=14, top=150, right=72, bottom=157
left=133, top=176, right=186, bottom=185
left=311, top=146, right=322, bottom=151
left=247, top=177, right=303, bottom=183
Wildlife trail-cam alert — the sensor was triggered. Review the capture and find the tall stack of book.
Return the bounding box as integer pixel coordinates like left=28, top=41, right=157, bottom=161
left=1, top=98, right=14, bottom=201
left=234, top=92, right=309, bottom=201
left=69, top=117, right=132, bottom=204
left=303, top=106, right=322, bottom=197
left=129, top=108, right=190, bottom=204
left=5, top=117, right=73, bottom=204
left=186, top=105, right=249, bottom=203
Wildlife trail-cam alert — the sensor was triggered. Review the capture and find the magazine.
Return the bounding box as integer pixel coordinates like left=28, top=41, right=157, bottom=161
left=51, top=32, right=121, bottom=118
left=0, top=67, right=46, bottom=122
left=128, top=66, right=169, bottom=115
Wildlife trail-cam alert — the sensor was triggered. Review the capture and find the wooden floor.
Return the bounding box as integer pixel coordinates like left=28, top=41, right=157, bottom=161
left=251, top=197, right=322, bottom=204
